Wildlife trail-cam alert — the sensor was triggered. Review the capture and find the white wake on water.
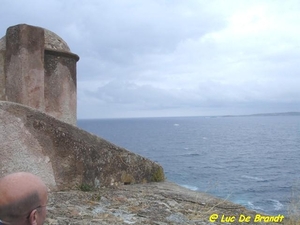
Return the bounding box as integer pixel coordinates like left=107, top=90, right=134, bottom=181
left=241, top=175, right=265, bottom=181
left=180, top=184, right=199, bottom=191
left=247, top=201, right=264, bottom=211
left=268, top=199, right=284, bottom=211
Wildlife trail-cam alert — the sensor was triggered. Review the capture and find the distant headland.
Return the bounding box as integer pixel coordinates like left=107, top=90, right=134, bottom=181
left=223, top=112, right=300, bottom=117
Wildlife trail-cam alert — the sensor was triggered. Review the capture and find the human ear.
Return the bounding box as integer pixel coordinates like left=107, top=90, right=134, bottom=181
left=28, top=209, right=38, bottom=225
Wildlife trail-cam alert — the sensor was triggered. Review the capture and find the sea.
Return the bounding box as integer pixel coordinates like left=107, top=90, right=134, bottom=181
left=77, top=115, right=300, bottom=216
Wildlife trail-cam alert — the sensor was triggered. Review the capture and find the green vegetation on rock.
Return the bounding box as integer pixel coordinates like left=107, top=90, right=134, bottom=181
left=79, top=183, right=93, bottom=192
left=151, top=167, right=165, bottom=182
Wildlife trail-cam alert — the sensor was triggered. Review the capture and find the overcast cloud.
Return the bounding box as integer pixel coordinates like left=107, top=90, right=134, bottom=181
left=1, top=0, right=300, bottom=118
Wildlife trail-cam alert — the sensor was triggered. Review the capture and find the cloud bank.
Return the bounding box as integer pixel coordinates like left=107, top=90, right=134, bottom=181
left=1, top=0, right=300, bottom=118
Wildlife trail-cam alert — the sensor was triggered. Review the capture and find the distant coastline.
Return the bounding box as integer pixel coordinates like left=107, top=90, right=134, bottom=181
left=222, top=112, right=300, bottom=117
left=78, top=112, right=300, bottom=120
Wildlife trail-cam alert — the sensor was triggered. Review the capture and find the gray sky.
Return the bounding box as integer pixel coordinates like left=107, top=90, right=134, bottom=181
left=1, top=0, right=300, bottom=118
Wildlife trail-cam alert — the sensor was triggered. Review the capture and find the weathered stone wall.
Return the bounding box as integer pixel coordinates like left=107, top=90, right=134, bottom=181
left=5, top=24, right=45, bottom=110
left=44, top=50, right=78, bottom=125
left=0, top=24, right=79, bottom=125
left=0, top=101, right=164, bottom=191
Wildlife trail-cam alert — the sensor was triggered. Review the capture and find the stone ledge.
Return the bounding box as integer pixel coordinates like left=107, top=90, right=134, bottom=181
left=45, top=181, right=284, bottom=225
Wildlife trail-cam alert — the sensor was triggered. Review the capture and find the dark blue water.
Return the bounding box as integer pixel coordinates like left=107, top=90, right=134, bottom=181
left=77, top=116, right=300, bottom=215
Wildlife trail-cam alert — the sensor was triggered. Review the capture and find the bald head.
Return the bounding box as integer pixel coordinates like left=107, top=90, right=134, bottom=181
left=0, top=172, right=48, bottom=224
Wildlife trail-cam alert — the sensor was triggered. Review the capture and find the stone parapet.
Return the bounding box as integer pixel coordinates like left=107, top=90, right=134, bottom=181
left=0, top=101, right=164, bottom=191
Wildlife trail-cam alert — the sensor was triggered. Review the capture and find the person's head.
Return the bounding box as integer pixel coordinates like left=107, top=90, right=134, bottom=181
left=0, top=172, right=48, bottom=225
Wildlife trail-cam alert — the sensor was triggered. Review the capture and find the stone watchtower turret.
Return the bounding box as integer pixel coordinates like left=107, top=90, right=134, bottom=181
left=0, top=24, right=79, bottom=125
left=0, top=24, right=164, bottom=191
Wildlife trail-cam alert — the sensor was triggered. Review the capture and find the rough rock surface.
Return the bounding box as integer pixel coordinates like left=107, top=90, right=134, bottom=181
left=0, top=101, right=164, bottom=191
left=45, top=181, right=284, bottom=225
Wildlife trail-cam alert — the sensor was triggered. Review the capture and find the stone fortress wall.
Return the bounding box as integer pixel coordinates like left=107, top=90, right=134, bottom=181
left=0, top=24, right=164, bottom=191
